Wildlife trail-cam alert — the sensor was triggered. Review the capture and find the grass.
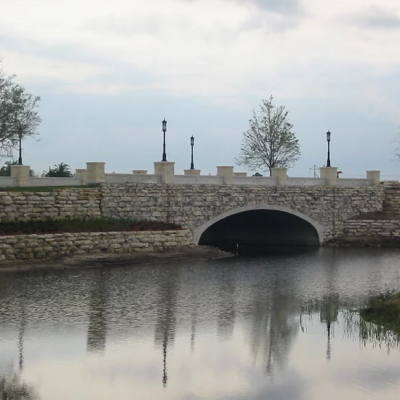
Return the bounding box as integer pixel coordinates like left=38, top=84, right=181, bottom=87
left=360, top=290, right=400, bottom=335
left=0, top=184, right=100, bottom=192
left=0, top=217, right=181, bottom=235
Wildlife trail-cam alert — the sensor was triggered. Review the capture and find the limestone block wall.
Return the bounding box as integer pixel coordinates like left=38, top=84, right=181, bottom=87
left=100, top=184, right=385, bottom=241
left=0, top=189, right=101, bottom=222
left=343, top=220, right=400, bottom=239
left=383, top=186, right=400, bottom=214
left=0, top=230, right=191, bottom=262
left=0, top=183, right=386, bottom=243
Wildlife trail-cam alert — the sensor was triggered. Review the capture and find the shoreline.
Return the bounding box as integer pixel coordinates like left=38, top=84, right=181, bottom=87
left=0, top=245, right=235, bottom=273
left=325, top=236, right=400, bottom=247
left=360, top=292, right=400, bottom=334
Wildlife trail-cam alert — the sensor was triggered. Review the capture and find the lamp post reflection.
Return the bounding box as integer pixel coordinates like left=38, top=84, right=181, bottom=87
left=86, top=271, right=109, bottom=354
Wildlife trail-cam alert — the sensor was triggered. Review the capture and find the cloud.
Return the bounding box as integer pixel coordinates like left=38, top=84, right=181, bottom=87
left=345, top=6, right=400, bottom=30
left=231, top=0, right=303, bottom=15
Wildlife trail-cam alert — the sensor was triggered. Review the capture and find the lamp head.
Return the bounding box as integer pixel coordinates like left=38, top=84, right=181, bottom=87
left=326, top=130, right=331, bottom=142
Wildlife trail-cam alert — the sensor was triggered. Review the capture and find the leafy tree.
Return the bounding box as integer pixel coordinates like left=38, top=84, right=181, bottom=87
left=236, top=95, right=301, bottom=176
left=0, top=160, right=18, bottom=176
left=42, top=162, right=73, bottom=177
left=0, top=58, right=42, bottom=158
left=0, top=160, right=37, bottom=177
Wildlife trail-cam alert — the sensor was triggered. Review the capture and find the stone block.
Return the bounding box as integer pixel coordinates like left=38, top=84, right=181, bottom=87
left=184, top=169, right=201, bottom=176
left=10, top=165, right=31, bottom=186
left=367, top=170, right=381, bottom=186
left=271, top=168, right=288, bottom=185
left=217, top=166, right=234, bottom=184
left=154, top=161, right=175, bottom=183
left=75, top=169, right=88, bottom=185
left=320, top=167, right=338, bottom=186
left=86, top=162, right=106, bottom=184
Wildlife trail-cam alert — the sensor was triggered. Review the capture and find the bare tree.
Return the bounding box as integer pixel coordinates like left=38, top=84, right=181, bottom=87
left=236, top=95, right=301, bottom=176
left=394, top=130, right=400, bottom=160
left=0, top=58, right=41, bottom=158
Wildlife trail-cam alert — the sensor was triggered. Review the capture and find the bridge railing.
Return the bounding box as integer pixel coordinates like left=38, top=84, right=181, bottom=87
left=2, top=163, right=382, bottom=188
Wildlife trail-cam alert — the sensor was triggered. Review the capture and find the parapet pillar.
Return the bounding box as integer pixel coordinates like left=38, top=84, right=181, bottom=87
left=271, top=168, right=288, bottom=185
left=76, top=169, right=88, bottom=185
left=367, top=170, right=381, bottom=186
left=184, top=169, right=201, bottom=176
left=154, top=161, right=175, bottom=183
left=217, top=166, right=234, bottom=184
left=320, top=167, right=338, bottom=186
left=10, top=165, right=31, bottom=186
left=86, top=162, right=106, bottom=184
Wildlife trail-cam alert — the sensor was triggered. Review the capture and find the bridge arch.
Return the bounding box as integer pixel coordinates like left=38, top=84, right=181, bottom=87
left=193, top=204, right=324, bottom=246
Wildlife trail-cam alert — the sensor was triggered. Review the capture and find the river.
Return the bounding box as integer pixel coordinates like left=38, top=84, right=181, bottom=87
left=0, top=247, right=400, bottom=399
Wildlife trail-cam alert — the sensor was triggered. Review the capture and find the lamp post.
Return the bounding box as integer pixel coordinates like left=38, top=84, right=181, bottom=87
left=18, top=130, right=23, bottom=165
left=190, top=136, right=195, bottom=170
left=162, top=119, right=167, bottom=162
left=326, top=130, right=331, bottom=167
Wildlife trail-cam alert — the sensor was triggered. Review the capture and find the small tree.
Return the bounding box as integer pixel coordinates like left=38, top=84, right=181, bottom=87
left=0, top=160, right=18, bottom=176
left=236, top=95, right=301, bottom=176
left=0, top=58, right=41, bottom=158
left=42, top=162, right=73, bottom=177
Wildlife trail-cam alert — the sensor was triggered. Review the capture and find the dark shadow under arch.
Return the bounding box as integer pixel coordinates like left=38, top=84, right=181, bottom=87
left=198, top=209, right=321, bottom=252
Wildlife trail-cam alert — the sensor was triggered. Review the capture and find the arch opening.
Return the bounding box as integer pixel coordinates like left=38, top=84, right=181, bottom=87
left=197, top=208, right=322, bottom=254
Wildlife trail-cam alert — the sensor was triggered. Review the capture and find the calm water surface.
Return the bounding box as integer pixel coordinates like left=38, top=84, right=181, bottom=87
left=1, top=247, right=400, bottom=400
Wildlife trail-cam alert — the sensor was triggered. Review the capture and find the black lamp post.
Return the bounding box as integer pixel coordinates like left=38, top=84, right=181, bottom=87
left=326, top=130, right=331, bottom=167
left=18, top=130, right=23, bottom=165
left=190, top=136, right=195, bottom=170
left=162, top=119, right=167, bottom=162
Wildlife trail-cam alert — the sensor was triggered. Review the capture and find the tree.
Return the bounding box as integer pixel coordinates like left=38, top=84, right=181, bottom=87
left=0, top=58, right=42, bottom=159
left=236, top=95, right=301, bottom=176
left=394, top=130, right=400, bottom=160
left=42, top=162, right=73, bottom=177
left=0, top=160, right=18, bottom=176
left=0, top=160, right=38, bottom=177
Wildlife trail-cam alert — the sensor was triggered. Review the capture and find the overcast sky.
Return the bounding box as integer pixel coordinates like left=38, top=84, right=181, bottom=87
left=1, top=0, right=400, bottom=178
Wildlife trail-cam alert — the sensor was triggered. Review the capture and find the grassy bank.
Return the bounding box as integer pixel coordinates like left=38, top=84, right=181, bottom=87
left=361, top=291, right=400, bottom=334
left=0, top=217, right=181, bottom=235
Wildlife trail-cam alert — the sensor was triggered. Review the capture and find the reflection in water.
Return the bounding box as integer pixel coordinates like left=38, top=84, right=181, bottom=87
left=86, top=271, right=109, bottom=354
left=0, top=371, right=38, bottom=400
left=0, top=248, right=400, bottom=399
left=153, top=268, right=179, bottom=387
left=249, top=288, right=298, bottom=376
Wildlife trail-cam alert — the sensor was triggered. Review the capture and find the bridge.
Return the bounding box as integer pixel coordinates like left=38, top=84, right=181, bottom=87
left=1, top=162, right=386, bottom=248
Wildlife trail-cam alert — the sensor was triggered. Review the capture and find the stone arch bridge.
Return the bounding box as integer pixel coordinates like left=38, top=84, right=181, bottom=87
left=101, top=183, right=385, bottom=247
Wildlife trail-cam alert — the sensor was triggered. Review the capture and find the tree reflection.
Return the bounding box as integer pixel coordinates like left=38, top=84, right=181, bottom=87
left=0, top=371, right=39, bottom=399
left=248, top=287, right=299, bottom=376
left=217, top=270, right=236, bottom=341
left=86, top=271, right=109, bottom=354
left=154, top=268, right=179, bottom=388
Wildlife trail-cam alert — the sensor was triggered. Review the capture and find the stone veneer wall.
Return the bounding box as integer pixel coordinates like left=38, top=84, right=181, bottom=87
left=343, top=220, right=400, bottom=239
left=0, top=230, right=191, bottom=262
left=383, top=186, right=400, bottom=215
left=100, top=184, right=385, bottom=241
left=0, top=189, right=101, bottom=222
left=0, top=184, right=385, bottom=242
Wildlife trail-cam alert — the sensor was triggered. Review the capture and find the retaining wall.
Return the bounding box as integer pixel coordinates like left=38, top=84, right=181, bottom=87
left=0, top=229, right=191, bottom=262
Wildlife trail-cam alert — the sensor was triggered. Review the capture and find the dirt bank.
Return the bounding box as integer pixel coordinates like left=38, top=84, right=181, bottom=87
left=0, top=245, right=234, bottom=273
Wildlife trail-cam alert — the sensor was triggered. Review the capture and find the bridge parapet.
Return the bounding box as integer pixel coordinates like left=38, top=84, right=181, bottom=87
left=0, top=161, right=382, bottom=188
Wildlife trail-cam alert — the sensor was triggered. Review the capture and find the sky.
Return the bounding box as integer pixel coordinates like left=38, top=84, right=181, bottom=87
left=0, top=0, right=400, bottom=179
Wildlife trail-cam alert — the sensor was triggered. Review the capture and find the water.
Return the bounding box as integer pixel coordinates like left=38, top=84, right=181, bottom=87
left=1, top=247, right=400, bottom=400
